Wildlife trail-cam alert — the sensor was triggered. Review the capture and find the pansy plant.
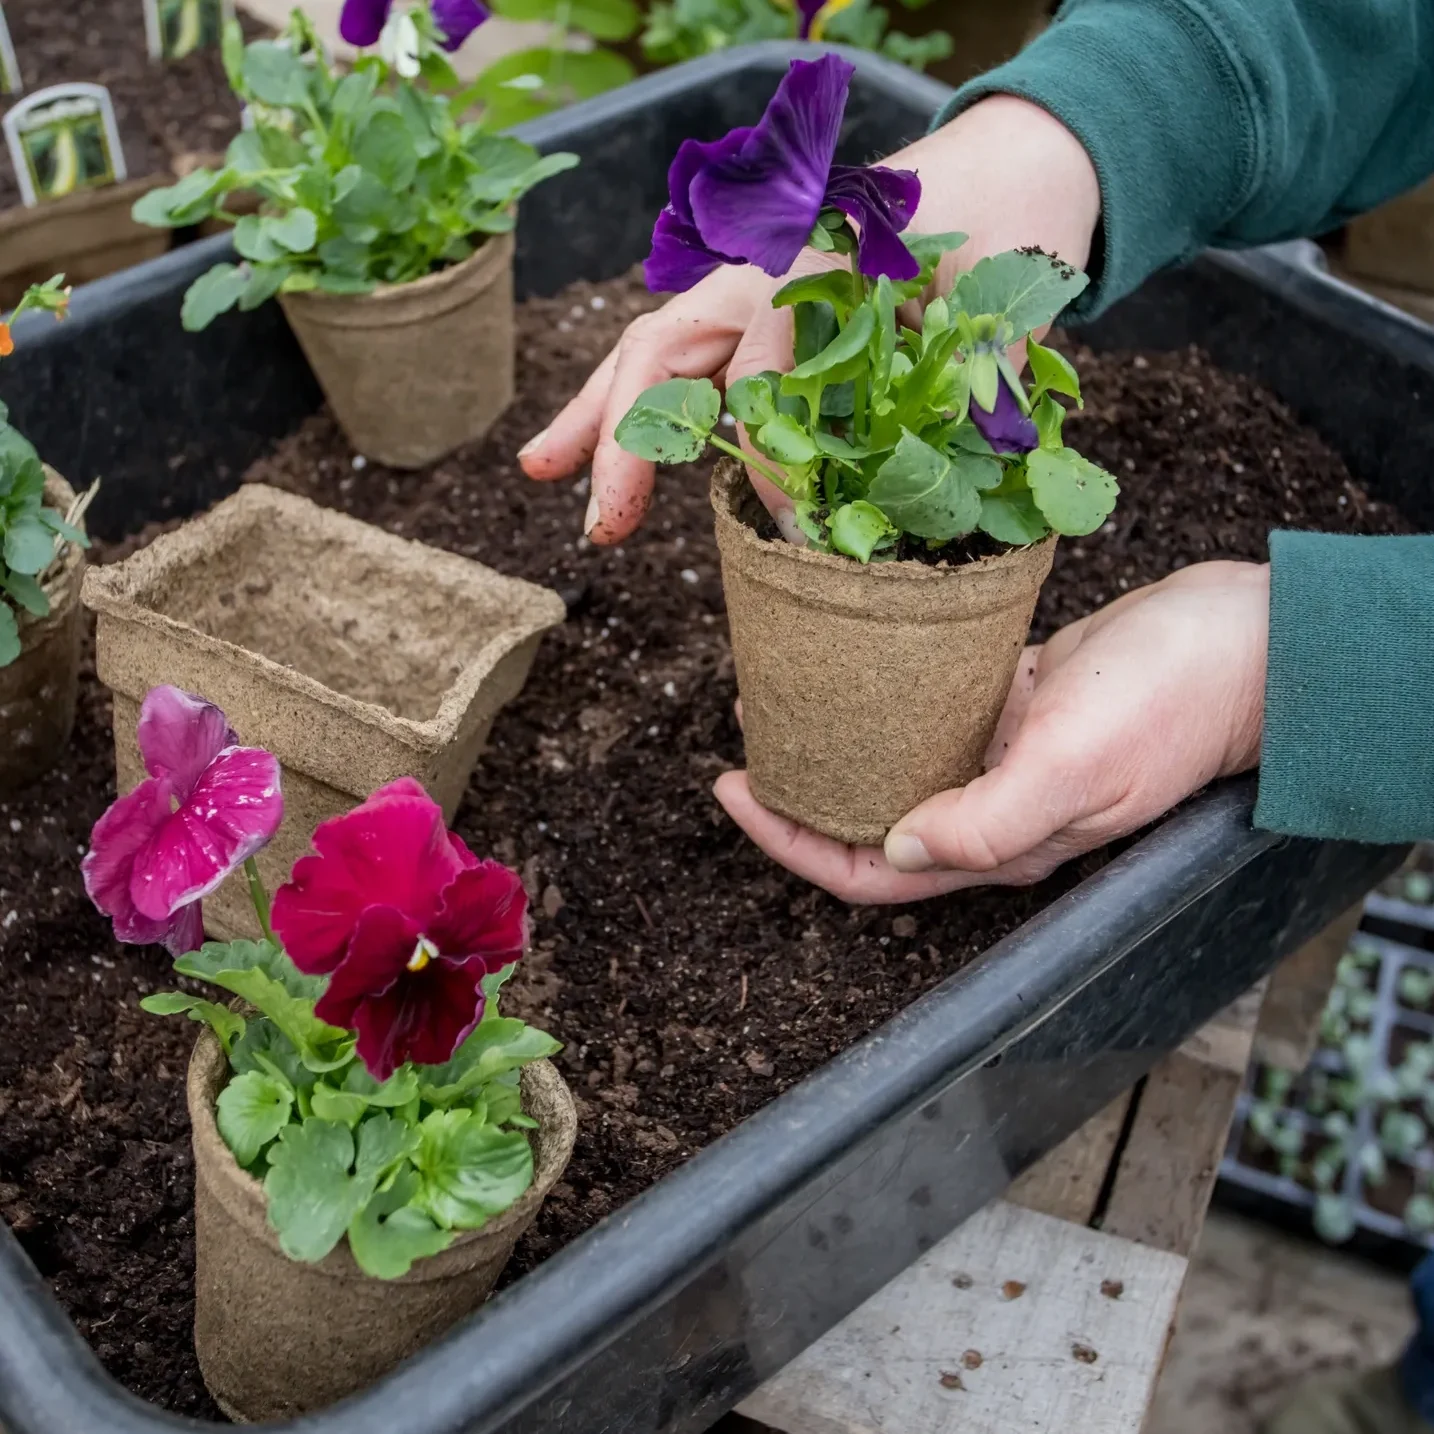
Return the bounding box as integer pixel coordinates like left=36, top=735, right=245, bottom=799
left=0, top=275, right=93, bottom=667
left=615, top=55, right=1120, bottom=563
left=87, top=686, right=560, bottom=1280
left=131, top=5, right=577, bottom=330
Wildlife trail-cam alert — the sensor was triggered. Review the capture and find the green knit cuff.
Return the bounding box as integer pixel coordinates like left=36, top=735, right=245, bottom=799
left=930, top=0, right=1259, bottom=322
left=1256, top=530, right=1434, bottom=844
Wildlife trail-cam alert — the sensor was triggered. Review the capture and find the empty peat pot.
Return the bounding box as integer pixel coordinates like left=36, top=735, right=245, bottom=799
left=82, top=483, right=565, bottom=939
left=0, top=469, right=86, bottom=795
left=279, top=230, right=516, bottom=468
left=187, top=1031, right=578, bottom=1422
left=712, top=459, right=1055, bottom=846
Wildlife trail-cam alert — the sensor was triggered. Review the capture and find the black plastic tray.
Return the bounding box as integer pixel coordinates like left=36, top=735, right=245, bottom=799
left=0, top=41, right=1417, bottom=1434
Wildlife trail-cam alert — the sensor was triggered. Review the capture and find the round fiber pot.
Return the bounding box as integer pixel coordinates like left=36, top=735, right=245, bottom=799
left=0, top=469, right=85, bottom=795
left=279, top=230, right=516, bottom=469
left=711, top=459, right=1056, bottom=846
left=187, top=1030, right=577, bottom=1422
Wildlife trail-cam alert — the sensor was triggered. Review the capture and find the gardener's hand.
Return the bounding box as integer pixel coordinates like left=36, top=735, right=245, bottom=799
left=519, top=95, right=1101, bottom=543
left=714, top=562, right=1271, bottom=904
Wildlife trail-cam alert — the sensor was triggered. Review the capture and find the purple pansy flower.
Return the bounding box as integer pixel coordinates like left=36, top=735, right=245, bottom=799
left=970, top=375, right=1039, bottom=454
left=644, top=54, right=921, bottom=294
left=340, top=0, right=489, bottom=51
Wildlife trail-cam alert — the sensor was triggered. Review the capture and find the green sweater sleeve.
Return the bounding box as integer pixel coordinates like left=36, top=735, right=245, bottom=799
left=933, top=0, right=1434, bottom=321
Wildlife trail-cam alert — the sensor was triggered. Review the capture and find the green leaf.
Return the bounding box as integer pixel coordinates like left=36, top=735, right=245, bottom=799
left=310, top=1084, right=369, bottom=1127
left=770, top=271, right=856, bottom=315
left=3, top=517, right=53, bottom=575
left=952, top=250, right=1089, bottom=336
left=238, top=263, right=289, bottom=313
left=242, top=41, right=313, bottom=107
left=348, top=1169, right=452, bottom=1279
left=414, top=1109, right=534, bottom=1229
left=1025, top=447, right=1119, bottom=536
left=754, top=413, right=818, bottom=466
left=331, top=69, right=379, bottom=119
left=792, top=500, right=832, bottom=551
left=355, top=1112, right=421, bottom=1183
left=343, top=1063, right=421, bottom=1107
left=828, top=501, right=897, bottom=564
left=806, top=222, right=835, bottom=253
left=131, top=169, right=224, bottom=228
left=613, top=378, right=720, bottom=463
left=788, top=302, right=876, bottom=381
left=140, top=992, right=246, bottom=1054
left=1027, top=339, right=1082, bottom=404
left=264, top=1119, right=364, bottom=1263
left=181, top=264, right=250, bottom=332
left=480, top=963, right=518, bottom=1010
left=1, top=570, right=48, bottom=617
left=979, top=490, right=1051, bottom=546
left=0, top=603, right=17, bottom=667
left=865, top=431, right=989, bottom=541
left=36, top=507, right=88, bottom=547
left=418, top=1018, right=560, bottom=1106
left=1033, top=395, right=1065, bottom=450
left=725, top=373, right=778, bottom=428
left=0, top=429, right=41, bottom=494
left=217, top=1070, right=295, bottom=1167
left=493, top=0, right=640, bottom=38
left=233, top=215, right=285, bottom=264
left=352, top=110, right=419, bottom=191
left=265, top=208, right=318, bottom=253
left=174, top=940, right=352, bottom=1072
left=902, top=231, right=967, bottom=271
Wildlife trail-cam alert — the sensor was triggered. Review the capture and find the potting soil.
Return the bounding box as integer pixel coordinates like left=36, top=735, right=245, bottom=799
left=0, top=269, right=1412, bottom=1417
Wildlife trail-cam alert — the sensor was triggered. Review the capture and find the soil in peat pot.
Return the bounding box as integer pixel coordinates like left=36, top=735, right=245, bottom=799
left=0, top=269, right=1414, bottom=1416
left=0, top=0, right=267, bottom=211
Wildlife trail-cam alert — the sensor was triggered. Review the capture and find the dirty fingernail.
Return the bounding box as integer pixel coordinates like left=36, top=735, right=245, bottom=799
left=885, top=831, right=933, bottom=872
left=774, top=508, right=807, bottom=547
left=519, top=426, right=549, bottom=458
left=584, top=492, right=601, bottom=535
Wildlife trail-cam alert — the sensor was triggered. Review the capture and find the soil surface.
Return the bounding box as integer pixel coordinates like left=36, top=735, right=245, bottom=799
left=0, top=269, right=1413, bottom=1416
left=0, top=0, right=265, bottom=211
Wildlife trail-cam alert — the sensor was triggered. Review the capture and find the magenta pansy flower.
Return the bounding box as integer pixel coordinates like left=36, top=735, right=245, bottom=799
left=644, top=54, right=922, bottom=294
left=970, top=376, right=1039, bottom=455
left=340, top=0, right=489, bottom=51
left=271, top=779, right=528, bottom=1081
left=83, top=687, right=283, bottom=956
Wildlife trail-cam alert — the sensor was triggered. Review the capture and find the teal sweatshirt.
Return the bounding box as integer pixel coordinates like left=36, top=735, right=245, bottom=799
left=936, top=0, right=1434, bottom=845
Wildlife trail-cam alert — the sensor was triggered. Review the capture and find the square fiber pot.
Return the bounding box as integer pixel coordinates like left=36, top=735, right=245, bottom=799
left=83, top=483, right=564, bottom=939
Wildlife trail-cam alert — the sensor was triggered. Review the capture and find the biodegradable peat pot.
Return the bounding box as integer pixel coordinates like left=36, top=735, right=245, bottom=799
left=187, top=1031, right=578, bottom=1422
left=0, top=470, right=85, bottom=795
left=83, top=483, right=564, bottom=939
left=712, top=460, right=1055, bottom=845
left=278, top=230, right=516, bottom=468
left=0, top=177, right=171, bottom=310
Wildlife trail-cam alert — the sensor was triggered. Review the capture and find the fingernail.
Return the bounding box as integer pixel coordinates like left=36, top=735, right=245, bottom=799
left=584, top=492, right=601, bottom=536
left=519, top=426, right=549, bottom=458
left=775, top=508, right=807, bottom=547
left=885, top=831, right=934, bottom=873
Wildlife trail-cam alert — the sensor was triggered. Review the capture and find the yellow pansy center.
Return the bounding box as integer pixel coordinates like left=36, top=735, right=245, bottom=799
left=407, top=935, right=440, bottom=973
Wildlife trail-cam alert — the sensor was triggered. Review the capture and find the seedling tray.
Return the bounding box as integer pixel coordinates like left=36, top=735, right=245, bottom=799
left=0, top=42, right=1420, bottom=1434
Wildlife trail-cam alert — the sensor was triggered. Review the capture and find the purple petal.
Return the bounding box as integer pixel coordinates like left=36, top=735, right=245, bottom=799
left=970, top=374, right=1039, bottom=454
left=129, top=747, right=283, bottom=922
left=665, top=130, right=746, bottom=228
left=137, top=686, right=237, bottom=798
left=795, top=0, right=823, bottom=38
left=340, top=0, right=390, bottom=46
left=686, top=54, right=852, bottom=277
left=644, top=207, right=730, bottom=293
left=82, top=778, right=175, bottom=947
left=824, top=164, right=921, bottom=281
left=432, top=0, right=489, bottom=50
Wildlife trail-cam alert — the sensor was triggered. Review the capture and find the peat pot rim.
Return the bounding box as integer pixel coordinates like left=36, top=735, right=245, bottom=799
left=80, top=482, right=566, bottom=753
left=277, top=230, right=515, bottom=333
left=186, top=1028, right=577, bottom=1285
left=710, top=458, right=1057, bottom=621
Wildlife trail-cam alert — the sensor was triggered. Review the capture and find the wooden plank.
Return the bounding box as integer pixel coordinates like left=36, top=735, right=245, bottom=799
left=1008, top=1094, right=1132, bottom=1225
left=1254, top=904, right=1363, bottom=1072
left=739, top=1201, right=1186, bottom=1434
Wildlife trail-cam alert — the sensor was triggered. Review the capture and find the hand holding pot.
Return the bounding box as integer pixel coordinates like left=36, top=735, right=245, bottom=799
left=715, top=561, right=1271, bottom=904
left=519, top=94, right=1101, bottom=542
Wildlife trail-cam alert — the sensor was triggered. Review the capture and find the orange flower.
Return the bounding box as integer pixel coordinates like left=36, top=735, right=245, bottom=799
left=0, top=324, right=13, bottom=357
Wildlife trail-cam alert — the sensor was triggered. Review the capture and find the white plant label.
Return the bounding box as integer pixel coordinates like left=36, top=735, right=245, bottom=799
left=2, top=83, right=127, bottom=208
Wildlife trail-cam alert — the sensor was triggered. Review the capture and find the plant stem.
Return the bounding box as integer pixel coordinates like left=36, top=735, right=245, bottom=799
left=709, top=434, right=799, bottom=499
left=850, top=252, right=869, bottom=438
left=245, top=857, right=274, bottom=944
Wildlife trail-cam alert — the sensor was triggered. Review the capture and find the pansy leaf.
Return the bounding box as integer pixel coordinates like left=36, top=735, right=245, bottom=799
left=1025, top=447, right=1119, bottom=536
left=310, top=1084, right=369, bottom=1128
left=418, top=1018, right=560, bottom=1106
left=788, top=301, right=876, bottom=380
left=725, top=373, right=779, bottom=428
left=770, top=270, right=856, bottom=316
left=217, top=1070, right=295, bottom=1167
left=348, top=1168, right=452, bottom=1280
left=332, top=69, right=380, bottom=120
left=0, top=605, right=18, bottom=667
left=480, top=1074, right=523, bottom=1126
left=36, top=507, right=89, bottom=547
left=754, top=413, right=818, bottom=466
left=233, top=216, right=285, bottom=264
left=140, top=992, right=246, bottom=1054
left=979, top=489, right=1051, bottom=546
left=343, top=1063, right=421, bottom=1107
left=356, top=1112, right=422, bottom=1184
left=1032, top=395, right=1065, bottom=451
left=239, top=263, right=290, bottom=312
left=3, top=517, right=54, bottom=576
left=1, top=570, right=48, bottom=617
left=181, top=264, right=250, bottom=332
left=263, top=208, right=319, bottom=254
left=792, top=301, right=838, bottom=367
left=828, top=501, right=897, bottom=564
left=263, top=1119, right=364, bottom=1263
left=1027, top=339, right=1082, bottom=404
left=231, top=1017, right=316, bottom=1091
left=792, top=500, right=831, bottom=551
left=353, top=110, right=419, bottom=191
left=902, top=230, right=967, bottom=270
left=614, top=378, right=720, bottom=463
left=865, top=431, right=988, bottom=541
left=414, top=1109, right=535, bottom=1230
left=479, top=963, right=518, bottom=1012
left=952, top=250, right=1088, bottom=337
left=241, top=41, right=313, bottom=107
